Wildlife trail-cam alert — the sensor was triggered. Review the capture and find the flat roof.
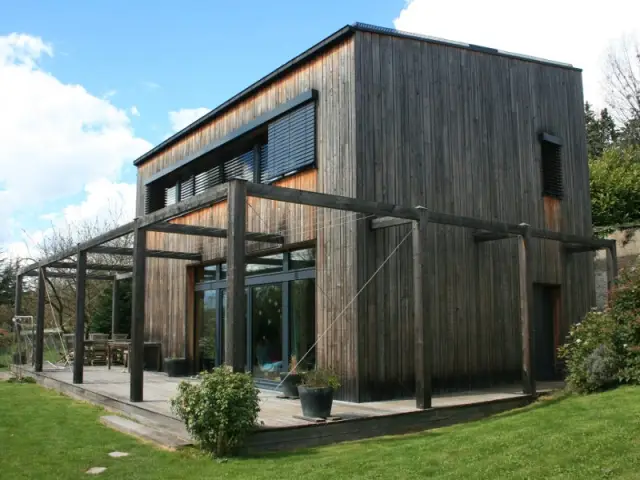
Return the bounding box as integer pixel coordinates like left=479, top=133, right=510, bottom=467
left=134, top=22, right=578, bottom=167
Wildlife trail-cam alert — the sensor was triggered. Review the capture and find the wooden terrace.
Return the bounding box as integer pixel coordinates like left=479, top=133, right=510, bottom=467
left=19, top=365, right=562, bottom=454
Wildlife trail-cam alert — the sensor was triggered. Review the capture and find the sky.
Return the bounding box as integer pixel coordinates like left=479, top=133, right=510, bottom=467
left=1, top=0, right=639, bottom=259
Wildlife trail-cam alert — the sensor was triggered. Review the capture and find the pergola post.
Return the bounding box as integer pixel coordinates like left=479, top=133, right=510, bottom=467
left=226, top=179, right=247, bottom=373
left=111, top=278, right=120, bottom=335
left=606, top=242, right=618, bottom=301
left=413, top=208, right=431, bottom=409
left=518, top=224, right=536, bottom=396
left=34, top=268, right=46, bottom=372
left=14, top=274, right=22, bottom=318
left=130, top=220, right=147, bottom=402
left=73, top=249, right=87, bottom=384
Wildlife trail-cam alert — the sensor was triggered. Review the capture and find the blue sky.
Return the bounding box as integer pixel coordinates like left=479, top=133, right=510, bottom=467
left=1, top=0, right=638, bottom=258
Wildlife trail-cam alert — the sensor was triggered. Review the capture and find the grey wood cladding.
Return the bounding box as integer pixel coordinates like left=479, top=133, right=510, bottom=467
left=354, top=31, right=593, bottom=401
left=134, top=29, right=594, bottom=403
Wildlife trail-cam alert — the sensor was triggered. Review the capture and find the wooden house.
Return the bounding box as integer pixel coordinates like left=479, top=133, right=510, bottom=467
left=20, top=23, right=615, bottom=406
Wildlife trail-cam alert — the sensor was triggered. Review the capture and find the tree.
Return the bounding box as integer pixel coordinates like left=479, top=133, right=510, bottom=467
left=590, top=145, right=640, bottom=227
left=604, top=35, right=640, bottom=145
left=0, top=254, right=18, bottom=328
left=585, top=102, right=618, bottom=159
left=90, top=279, right=132, bottom=335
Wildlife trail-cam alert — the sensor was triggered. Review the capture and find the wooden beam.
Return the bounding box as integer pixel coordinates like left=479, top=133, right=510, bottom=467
left=19, top=222, right=135, bottom=275
left=73, top=250, right=87, bottom=384
left=226, top=180, right=247, bottom=373
left=111, top=278, right=120, bottom=335
left=412, top=210, right=431, bottom=409
left=247, top=182, right=420, bottom=220
left=473, top=231, right=512, bottom=243
left=564, top=245, right=599, bottom=254
left=531, top=229, right=612, bottom=248
left=23, top=271, right=114, bottom=281
left=34, top=268, right=46, bottom=373
left=138, top=183, right=229, bottom=229
left=115, top=272, right=133, bottom=281
left=88, top=246, right=201, bottom=262
left=518, top=225, right=535, bottom=396
left=371, top=217, right=413, bottom=230
left=148, top=222, right=284, bottom=244
left=130, top=221, right=146, bottom=402
left=49, top=261, right=132, bottom=272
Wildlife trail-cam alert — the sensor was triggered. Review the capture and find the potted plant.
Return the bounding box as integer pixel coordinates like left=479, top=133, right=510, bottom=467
left=279, top=355, right=303, bottom=398
left=297, top=368, right=340, bottom=418
left=164, top=357, right=188, bottom=377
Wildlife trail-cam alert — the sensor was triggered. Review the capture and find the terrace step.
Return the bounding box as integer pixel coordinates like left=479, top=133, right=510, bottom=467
left=100, top=415, right=191, bottom=450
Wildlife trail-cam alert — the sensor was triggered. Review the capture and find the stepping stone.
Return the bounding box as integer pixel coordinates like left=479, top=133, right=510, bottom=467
left=108, top=452, right=129, bottom=458
left=86, top=467, right=107, bottom=475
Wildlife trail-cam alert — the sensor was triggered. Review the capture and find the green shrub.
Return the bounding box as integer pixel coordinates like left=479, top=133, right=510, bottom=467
left=558, top=311, right=620, bottom=392
left=559, top=265, right=640, bottom=392
left=170, top=367, right=260, bottom=457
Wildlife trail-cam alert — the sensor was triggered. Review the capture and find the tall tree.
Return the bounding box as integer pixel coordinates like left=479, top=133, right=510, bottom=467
left=604, top=35, right=640, bottom=145
left=585, top=102, right=619, bottom=158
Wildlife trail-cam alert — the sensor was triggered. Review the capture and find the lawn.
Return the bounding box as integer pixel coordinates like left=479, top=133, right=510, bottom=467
left=1, top=382, right=640, bottom=480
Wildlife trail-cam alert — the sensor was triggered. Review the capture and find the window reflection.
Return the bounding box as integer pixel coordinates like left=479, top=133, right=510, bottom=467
left=290, top=279, right=316, bottom=371
left=245, top=253, right=283, bottom=276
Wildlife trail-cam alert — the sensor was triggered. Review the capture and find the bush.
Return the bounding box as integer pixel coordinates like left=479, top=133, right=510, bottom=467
left=559, top=265, right=640, bottom=392
left=170, top=367, right=260, bottom=457
left=300, top=368, right=341, bottom=389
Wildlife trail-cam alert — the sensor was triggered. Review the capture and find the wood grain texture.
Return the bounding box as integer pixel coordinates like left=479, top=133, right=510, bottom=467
left=354, top=31, right=593, bottom=400
left=137, top=39, right=358, bottom=400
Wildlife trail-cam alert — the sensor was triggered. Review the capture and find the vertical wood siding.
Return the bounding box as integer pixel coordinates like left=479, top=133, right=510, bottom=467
left=137, top=38, right=359, bottom=400
left=354, top=31, right=593, bottom=401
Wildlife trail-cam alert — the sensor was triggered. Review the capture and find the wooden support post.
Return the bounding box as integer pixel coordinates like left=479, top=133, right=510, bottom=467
left=34, top=268, right=46, bottom=372
left=73, top=249, right=87, bottom=384
left=413, top=208, right=431, bottom=409
left=14, top=274, right=22, bottom=318
left=130, top=220, right=147, bottom=402
left=226, top=180, right=247, bottom=373
left=606, top=242, right=618, bottom=301
left=111, top=278, right=120, bottom=335
left=518, top=224, right=536, bottom=396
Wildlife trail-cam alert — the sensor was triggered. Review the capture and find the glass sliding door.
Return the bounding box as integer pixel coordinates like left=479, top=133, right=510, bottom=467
left=251, top=283, right=283, bottom=379
left=290, top=279, right=316, bottom=370
left=197, top=290, right=218, bottom=371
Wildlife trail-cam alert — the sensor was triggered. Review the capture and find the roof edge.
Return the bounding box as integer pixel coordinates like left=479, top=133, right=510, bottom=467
left=133, top=24, right=354, bottom=167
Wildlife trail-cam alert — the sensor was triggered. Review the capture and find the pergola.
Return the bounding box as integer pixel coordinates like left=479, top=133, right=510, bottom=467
left=15, top=179, right=617, bottom=409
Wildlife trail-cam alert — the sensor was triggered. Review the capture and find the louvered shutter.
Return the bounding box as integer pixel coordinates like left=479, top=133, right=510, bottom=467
left=541, top=140, right=563, bottom=199
left=195, top=165, right=222, bottom=195
left=224, top=150, right=254, bottom=181
left=144, top=185, right=152, bottom=214
left=180, top=176, right=195, bottom=201
left=165, top=184, right=178, bottom=206
left=262, top=102, right=315, bottom=183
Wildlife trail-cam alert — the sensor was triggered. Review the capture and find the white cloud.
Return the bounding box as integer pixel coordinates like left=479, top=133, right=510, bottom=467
left=0, top=32, right=151, bottom=253
left=130, top=106, right=140, bottom=117
left=393, top=0, right=640, bottom=108
left=142, top=81, right=160, bottom=89
left=6, top=179, right=136, bottom=260
left=168, top=107, right=210, bottom=133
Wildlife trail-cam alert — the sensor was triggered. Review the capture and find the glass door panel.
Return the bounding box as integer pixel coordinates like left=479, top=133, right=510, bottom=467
left=251, top=284, right=283, bottom=379
left=290, top=279, right=316, bottom=370
left=198, top=290, right=217, bottom=371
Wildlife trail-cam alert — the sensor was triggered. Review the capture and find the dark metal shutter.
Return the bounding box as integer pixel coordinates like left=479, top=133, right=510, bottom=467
left=262, top=102, right=315, bottom=183
left=195, top=165, right=222, bottom=195
left=165, top=184, right=178, bottom=206
left=541, top=141, right=563, bottom=199
left=224, top=150, right=254, bottom=181
left=180, top=176, right=195, bottom=201
left=144, top=185, right=152, bottom=214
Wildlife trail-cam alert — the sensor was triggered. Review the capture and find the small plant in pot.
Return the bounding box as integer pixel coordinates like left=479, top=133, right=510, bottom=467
left=279, top=355, right=303, bottom=398
left=297, top=368, right=340, bottom=419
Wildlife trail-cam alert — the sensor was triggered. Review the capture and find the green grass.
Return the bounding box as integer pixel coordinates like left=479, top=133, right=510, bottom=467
left=1, top=383, right=640, bottom=480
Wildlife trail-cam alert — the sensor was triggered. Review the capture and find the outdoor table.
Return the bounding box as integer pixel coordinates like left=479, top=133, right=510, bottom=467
left=107, top=341, right=130, bottom=370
